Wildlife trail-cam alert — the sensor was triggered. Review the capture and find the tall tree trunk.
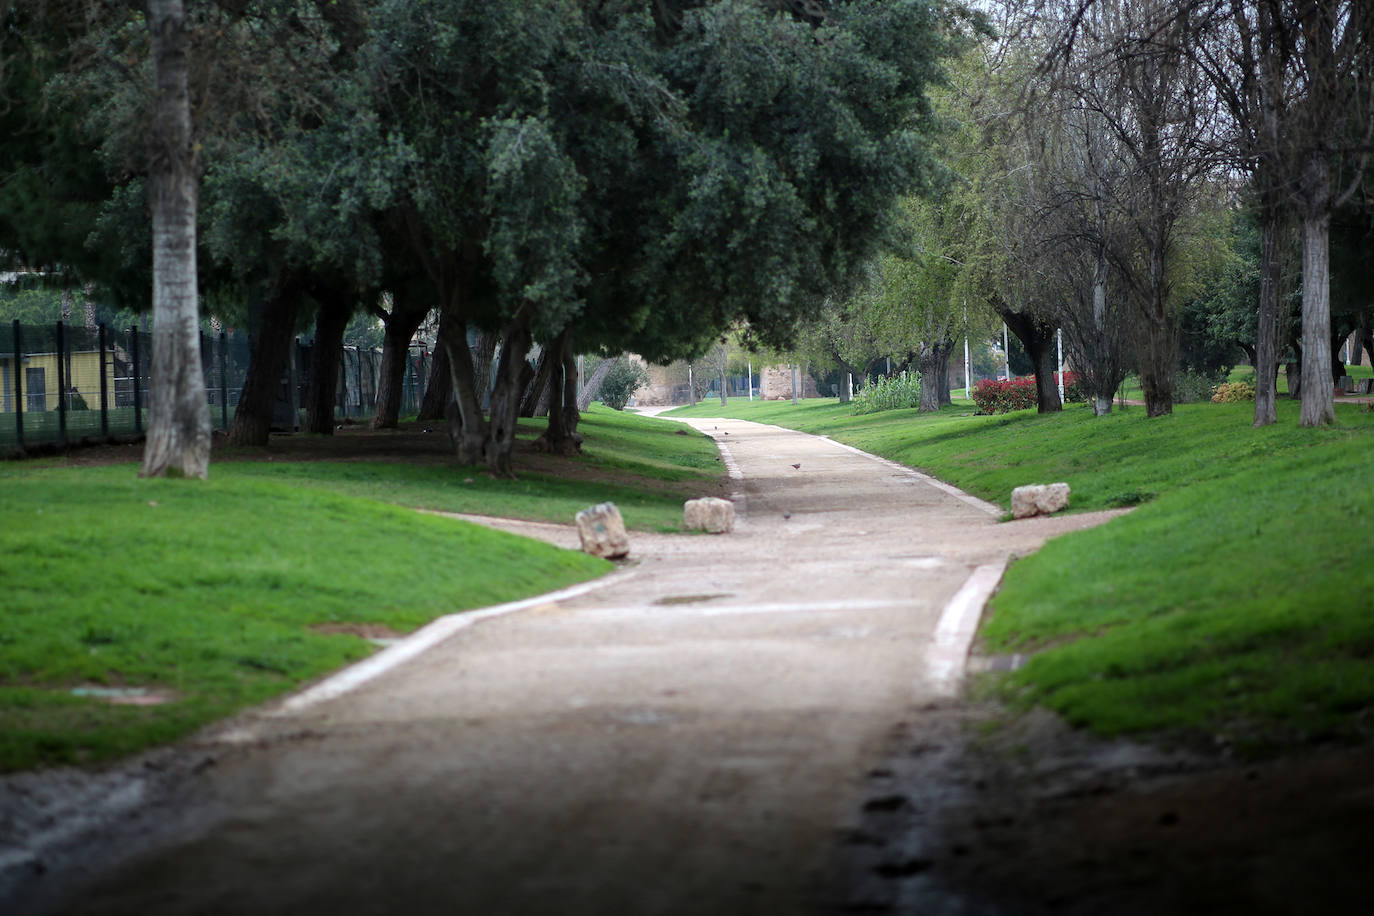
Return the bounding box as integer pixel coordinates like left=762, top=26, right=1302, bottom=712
left=441, top=319, right=488, bottom=465
left=305, top=302, right=350, bottom=434
left=371, top=305, right=427, bottom=429
left=1137, top=311, right=1179, bottom=418
left=1001, top=310, right=1061, bottom=413
left=917, top=342, right=941, bottom=412
left=1356, top=308, right=1373, bottom=369
left=228, top=292, right=300, bottom=446
left=935, top=339, right=953, bottom=406
left=484, top=312, right=533, bottom=477
left=534, top=328, right=583, bottom=456
left=576, top=355, right=616, bottom=412
left=1253, top=200, right=1281, bottom=426
left=1299, top=209, right=1334, bottom=426
left=1089, top=256, right=1114, bottom=416
left=140, top=0, right=209, bottom=478
left=416, top=341, right=451, bottom=422
left=521, top=348, right=554, bottom=418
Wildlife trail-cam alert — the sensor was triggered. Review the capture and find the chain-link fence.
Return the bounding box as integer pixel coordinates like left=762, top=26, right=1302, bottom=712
left=1, top=319, right=432, bottom=451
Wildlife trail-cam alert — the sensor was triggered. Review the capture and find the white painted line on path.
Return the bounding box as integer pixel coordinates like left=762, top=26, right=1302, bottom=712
left=270, top=569, right=639, bottom=717
left=924, top=560, right=1008, bottom=696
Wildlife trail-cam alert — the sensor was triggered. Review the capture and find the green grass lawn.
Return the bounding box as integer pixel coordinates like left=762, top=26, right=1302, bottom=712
left=0, top=406, right=720, bottom=772
left=667, top=395, right=1374, bottom=754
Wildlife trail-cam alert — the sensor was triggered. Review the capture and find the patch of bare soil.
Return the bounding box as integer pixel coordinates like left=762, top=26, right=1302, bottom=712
left=833, top=699, right=1372, bottom=915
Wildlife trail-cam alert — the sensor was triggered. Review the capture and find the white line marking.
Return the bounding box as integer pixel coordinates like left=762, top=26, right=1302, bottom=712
left=269, top=569, right=638, bottom=716
left=924, top=560, right=1008, bottom=696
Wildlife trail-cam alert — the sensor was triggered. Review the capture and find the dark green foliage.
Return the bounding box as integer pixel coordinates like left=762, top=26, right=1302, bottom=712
left=596, top=357, right=651, bottom=410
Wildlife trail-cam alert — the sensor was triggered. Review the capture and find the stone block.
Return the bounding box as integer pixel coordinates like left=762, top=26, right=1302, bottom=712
left=683, top=497, right=735, bottom=534
left=1011, top=482, right=1071, bottom=519
left=575, top=502, right=630, bottom=559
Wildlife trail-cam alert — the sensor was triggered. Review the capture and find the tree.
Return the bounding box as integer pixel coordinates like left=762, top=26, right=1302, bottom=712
left=139, top=0, right=209, bottom=478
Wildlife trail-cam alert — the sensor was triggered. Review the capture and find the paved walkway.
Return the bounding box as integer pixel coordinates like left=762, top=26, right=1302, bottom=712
left=20, top=418, right=1123, bottom=915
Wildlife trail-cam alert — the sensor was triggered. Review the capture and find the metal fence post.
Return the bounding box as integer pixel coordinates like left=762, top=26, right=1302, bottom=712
left=55, top=320, right=67, bottom=447
left=11, top=320, right=23, bottom=449
left=130, top=327, right=143, bottom=434
left=219, top=331, right=229, bottom=430
left=99, top=323, right=109, bottom=436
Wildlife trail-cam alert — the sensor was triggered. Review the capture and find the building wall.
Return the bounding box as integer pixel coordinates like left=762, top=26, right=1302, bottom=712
left=0, top=351, right=114, bottom=413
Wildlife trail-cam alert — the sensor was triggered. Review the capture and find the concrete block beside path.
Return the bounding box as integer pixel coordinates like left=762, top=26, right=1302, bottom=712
left=575, top=502, right=630, bottom=559
left=683, top=497, right=735, bottom=534
left=1011, top=482, right=1071, bottom=519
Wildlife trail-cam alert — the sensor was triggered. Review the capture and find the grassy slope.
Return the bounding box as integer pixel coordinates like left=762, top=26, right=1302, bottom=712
left=0, top=406, right=720, bottom=772
left=667, top=397, right=1374, bottom=753
left=220, top=409, right=723, bottom=533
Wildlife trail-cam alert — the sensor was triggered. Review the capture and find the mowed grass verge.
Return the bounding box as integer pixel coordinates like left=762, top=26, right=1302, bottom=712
left=667, top=396, right=1374, bottom=753
left=0, top=407, right=722, bottom=772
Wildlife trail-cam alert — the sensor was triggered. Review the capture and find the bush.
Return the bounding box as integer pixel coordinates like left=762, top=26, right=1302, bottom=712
left=1211, top=381, right=1255, bottom=403
left=1175, top=370, right=1224, bottom=405
left=972, top=372, right=1084, bottom=414
left=596, top=357, right=650, bottom=411
left=852, top=372, right=922, bottom=414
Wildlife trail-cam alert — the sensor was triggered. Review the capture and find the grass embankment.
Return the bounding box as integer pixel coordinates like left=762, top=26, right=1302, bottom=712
left=666, top=397, right=1374, bottom=753
left=0, top=407, right=721, bottom=772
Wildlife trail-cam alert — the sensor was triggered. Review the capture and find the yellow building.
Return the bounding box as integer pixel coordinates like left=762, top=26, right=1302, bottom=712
left=0, top=349, right=115, bottom=413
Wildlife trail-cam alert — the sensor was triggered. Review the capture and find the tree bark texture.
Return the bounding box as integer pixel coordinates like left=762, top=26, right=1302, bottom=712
left=1137, top=311, right=1179, bottom=418
left=576, top=355, right=616, bottom=412
left=305, top=301, right=351, bottom=434
left=521, top=348, right=555, bottom=418
left=1001, top=310, right=1061, bottom=413
left=1299, top=211, right=1335, bottom=426
left=228, top=292, right=300, bottom=446
left=140, top=0, right=210, bottom=478
left=441, top=320, right=489, bottom=465
left=484, top=312, right=533, bottom=477
left=371, top=301, right=428, bottom=429
left=417, top=311, right=457, bottom=423
left=918, top=342, right=941, bottom=412
left=534, top=328, right=583, bottom=456
left=1253, top=202, right=1281, bottom=426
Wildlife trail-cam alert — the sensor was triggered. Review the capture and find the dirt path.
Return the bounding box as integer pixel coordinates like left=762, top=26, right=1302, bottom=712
left=6, top=418, right=1126, bottom=915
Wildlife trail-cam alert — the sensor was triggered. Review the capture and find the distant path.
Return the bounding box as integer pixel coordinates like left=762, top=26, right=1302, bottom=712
left=17, top=418, right=1123, bottom=916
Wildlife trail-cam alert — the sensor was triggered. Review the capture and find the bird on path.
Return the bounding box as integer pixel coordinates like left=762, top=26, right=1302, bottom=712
left=782, top=511, right=791, bottom=519
left=791, top=462, right=801, bottom=469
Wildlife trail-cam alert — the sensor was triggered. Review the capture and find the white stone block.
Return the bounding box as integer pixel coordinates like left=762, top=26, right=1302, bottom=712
left=683, top=497, right=735, bottom=534
left=1011, top=482, right=1071, bottom=519
left=575, top=502, right=630, bottom=559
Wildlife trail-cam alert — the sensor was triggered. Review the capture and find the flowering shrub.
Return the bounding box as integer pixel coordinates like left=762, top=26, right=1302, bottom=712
left=1211, top=381, right=1255, bottom=403
left=972, top=372, right=1084, bottom=414
left=853, top=372, right=922, bottom=414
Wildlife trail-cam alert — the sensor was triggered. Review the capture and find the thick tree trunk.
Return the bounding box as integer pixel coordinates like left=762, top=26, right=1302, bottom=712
left=935, top=339, right=953, bottom=406
left=1253, top=202, right=1281, bottom=426
left=917, top=342, right=940, bottom=412
left=533, top=328, right=583, bottom=456
left=140, top=0, right=209, bottom=478
left=416, top=314, right=454, bottom=422
left=1357, top=308, right=1373, bottom=369
left=441, top=320, right=488, bottom=465
left=1138, top=311, right=1179, bottom=418
left=521, top=348, right=555, bottom=418
left=484, top=312, right=533, bottom=477
left=1299, top=211, right=1334, bottom=426
left=227, top=292, right=300, bottom=446
left=576, top=355, right=616, bottom=412
left=305, top=302, right=350, bottom=434
left=371, top=303, right=427, bottom=429
left=1088, top=257, right=1114, bottom=416
left=1001, top=310, right=1061, bottom=413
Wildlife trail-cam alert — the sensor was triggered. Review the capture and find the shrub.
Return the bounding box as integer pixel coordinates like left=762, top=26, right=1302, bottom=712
left=1176, top=370, right=1225, bottom=405
left=972, top=372, right=1085, bottom=414
left=1211, top=381, right=1255, bottom=403
left=852, top=372, right=922, bottom=414
left=596, top=357, right=650, bottom=410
